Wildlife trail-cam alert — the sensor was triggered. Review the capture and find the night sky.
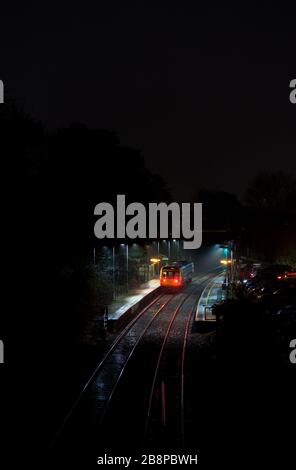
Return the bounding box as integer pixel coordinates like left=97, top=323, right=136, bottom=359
left=1, top=2, right=296, bottom=199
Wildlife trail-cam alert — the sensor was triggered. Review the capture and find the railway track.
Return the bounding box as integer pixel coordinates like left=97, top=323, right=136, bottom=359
left=54, top=270, right=223, bottom=455
left=143, top=290, right=196, bottom=448
left=143, top=288, right=200, bottom=449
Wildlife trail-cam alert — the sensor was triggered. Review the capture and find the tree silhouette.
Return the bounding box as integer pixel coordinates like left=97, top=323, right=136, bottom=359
left=244, top=171, right=296, bottom=212
left=2, top=104, right=171, bottom=349
left=195, top=189, right=242, bottom=232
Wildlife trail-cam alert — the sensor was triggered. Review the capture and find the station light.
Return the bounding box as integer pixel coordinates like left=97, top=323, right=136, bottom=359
left=150, top=258, right=161, bottom=264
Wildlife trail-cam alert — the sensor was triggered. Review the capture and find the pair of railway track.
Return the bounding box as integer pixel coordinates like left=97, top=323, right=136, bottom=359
left=54, top=270, right=222, bottom=454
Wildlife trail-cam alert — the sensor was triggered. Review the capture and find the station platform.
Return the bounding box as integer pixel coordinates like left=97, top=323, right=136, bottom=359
left=195, top=274, right=226, bottom=321
left=107, top=279, right=161, bottom=331
left=108, top=279, right=160, bottom=320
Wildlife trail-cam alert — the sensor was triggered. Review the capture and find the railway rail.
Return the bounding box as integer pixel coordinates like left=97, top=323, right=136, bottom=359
left=53, top=269, right=223, bottom=455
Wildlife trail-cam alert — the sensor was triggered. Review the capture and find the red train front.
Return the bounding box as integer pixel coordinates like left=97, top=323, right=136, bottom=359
left=160, top=261, right=194, bottom=288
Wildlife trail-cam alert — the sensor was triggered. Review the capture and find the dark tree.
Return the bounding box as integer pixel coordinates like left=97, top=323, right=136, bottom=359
left=244, top=171, right=296, bottom=212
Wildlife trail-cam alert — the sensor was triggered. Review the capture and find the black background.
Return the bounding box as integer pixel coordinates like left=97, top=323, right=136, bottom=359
left=0, top=2, right=295, bottom=468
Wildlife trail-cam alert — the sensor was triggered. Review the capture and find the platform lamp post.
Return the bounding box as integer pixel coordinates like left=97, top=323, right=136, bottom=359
left=120, top=243, right=129, bottom=294
left=152, top=241, right=161, bottom=275
left=226, top=246, right=229, bottom=284
left=229, top=240, right=237, bottom=284
left=157, top=241, right=160, bottom=274
left=220, top=244, right=229, bottom=287
left=172, top=239, right=180, bottom=260
left=112, top=245, right=116, bottom=300
left=126, top=244, right=129, bottom=293
left=150, top=257, right=161, bottom=278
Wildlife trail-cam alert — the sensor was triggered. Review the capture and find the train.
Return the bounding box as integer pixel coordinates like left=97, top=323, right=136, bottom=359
left=160, top=260, right=194, bottom=288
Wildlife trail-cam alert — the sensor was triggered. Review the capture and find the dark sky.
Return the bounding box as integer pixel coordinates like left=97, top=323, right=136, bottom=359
left=1, top=2, right=296, bottom=199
